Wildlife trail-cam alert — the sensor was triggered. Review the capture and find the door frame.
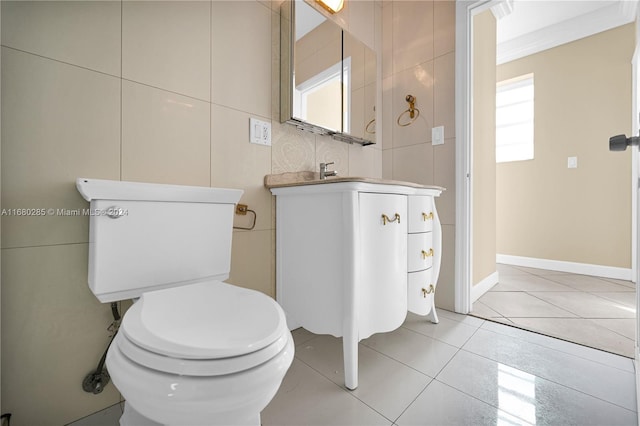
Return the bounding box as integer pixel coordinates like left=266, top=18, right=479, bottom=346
left=454, top=0, right=639, bottom=312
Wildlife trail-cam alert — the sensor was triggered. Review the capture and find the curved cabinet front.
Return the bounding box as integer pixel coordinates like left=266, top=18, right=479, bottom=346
left=271, top=181, right=442, bottom=390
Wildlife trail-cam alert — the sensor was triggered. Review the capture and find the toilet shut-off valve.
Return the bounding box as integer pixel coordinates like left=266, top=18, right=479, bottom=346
left=82, top=302, right=121, bottom=394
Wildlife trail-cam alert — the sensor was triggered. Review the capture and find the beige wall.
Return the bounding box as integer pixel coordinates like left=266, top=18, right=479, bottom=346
left=472, top=10, right=497, bottom=285
left=381, top=0, right=456, bottom=309
left=0, top=1, right=382, bottom=424
left=496, top=24, right=634, bottom=269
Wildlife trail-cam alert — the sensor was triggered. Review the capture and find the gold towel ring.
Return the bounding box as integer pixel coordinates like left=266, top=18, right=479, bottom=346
left=397, top=94, right=420, bottom=127
left=365, top=118, right=376, bottom=134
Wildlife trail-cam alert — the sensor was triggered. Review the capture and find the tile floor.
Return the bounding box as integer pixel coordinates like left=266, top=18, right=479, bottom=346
left=70, top=309, right=637, bottom=425
left=473, top=264, right=636, bottom=358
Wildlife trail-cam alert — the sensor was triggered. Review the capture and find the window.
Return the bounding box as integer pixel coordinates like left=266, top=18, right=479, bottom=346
left=496, top=74, right=534, bottom=163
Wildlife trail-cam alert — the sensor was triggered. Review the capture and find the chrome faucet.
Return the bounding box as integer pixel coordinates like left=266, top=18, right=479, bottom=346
left=320, top=162, right=338, bottom=180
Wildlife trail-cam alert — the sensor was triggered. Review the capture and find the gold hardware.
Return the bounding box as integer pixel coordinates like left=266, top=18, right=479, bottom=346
left=397, top=94, right=420, bottom=127
left=421, top=284, right=435, bottom=298
left=421, top=248, right=434, bottom=259
left=381, top=213, right=401, bottom=225
left=365, top=118, right=376, bottom=134
left=315, top=0, right=344, bottom=14
left=422, top=212, right=434, bottom=221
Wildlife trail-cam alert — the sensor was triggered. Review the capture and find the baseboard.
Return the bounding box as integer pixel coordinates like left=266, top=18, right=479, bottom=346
left=471, top=271, right=499, bottom=303
left=497, top=254, right=633, bottom=281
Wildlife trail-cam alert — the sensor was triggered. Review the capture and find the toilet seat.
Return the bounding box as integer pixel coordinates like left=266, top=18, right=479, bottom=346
left=118, top=280, right=290, bottom=375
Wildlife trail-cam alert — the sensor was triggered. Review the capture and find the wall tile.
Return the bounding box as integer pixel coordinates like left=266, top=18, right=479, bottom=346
left=210, top=104, right=272, bottom=231
left=1, top=48, right=120, bottom=249
left=382, top=76, right=393, bottom=149
left=434, top=137, right=456, bottom=226
left=212, top=1, right=272, bottom=117
left=1, top=1, right=121, bottom=76
left=392, top=142, right=434, bottom=185
left=122, top=1, right=210, bottom=100
left=348, top=0, right=375, bottom=51
left=434, top=0, right=456, bottom=57
left=316, top=134, right=349, bottom=176
left=435, top=224, right=456, bottom=311
left=349, top=144, right=378, bottom=177
left=434, top=51, right=456, bottom=139
left=229, top=229, right=274, bottom=297
left=392, top=1, right=433, bottom=74
left=382, top=149, right=393, bottom=179
left=121, top=80, right=211, bottom=186
left=381, top=2, right=393, bottom=79
left=1, top=244, right=122, bottom=425
left=392, top=61, right=435, bottom=148
left=271, top=121, right=316, bottom=173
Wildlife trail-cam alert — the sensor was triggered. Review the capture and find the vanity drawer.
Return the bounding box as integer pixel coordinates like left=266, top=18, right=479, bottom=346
left=407, top=269, right=435, bottom=316
left=408, top=196, right=434, bottom=233
left=407, top=232, right=433, bottom=272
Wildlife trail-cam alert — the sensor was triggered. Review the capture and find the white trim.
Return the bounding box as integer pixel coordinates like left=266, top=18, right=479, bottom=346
left=471, top=271, right=499, bottom=303
left=497, top=1, right=637, bottom=65
left=455, top=0, right=502, bottom=315
left=497, top=254, right=633, bottom=281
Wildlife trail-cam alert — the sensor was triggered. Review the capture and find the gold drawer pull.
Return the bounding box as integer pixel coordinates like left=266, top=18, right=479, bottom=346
left=382, top=213, right=401, bottom=225
left=422, top=212, right=434, bottom=221
left=421, top=284, right=435, bottom=298
left=421, top=248, right=434, bottom=259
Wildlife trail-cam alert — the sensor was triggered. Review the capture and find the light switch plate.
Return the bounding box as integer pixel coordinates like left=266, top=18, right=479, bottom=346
left=432, top=126, right=444, bottom=145
left=249, top=118, right=271, bottom=146
left=568, top=156, right=578, bottom=168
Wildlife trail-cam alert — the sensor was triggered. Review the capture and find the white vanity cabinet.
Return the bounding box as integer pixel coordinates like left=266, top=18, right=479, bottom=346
left=269, top=179, right=442, bottom=390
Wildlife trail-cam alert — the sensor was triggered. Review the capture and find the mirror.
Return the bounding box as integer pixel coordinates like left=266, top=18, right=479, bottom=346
left=280, top=0, right=376, bottom=146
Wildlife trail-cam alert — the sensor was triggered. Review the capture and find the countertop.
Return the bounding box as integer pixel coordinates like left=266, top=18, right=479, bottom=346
left=264, top=172, right=445, bottom=191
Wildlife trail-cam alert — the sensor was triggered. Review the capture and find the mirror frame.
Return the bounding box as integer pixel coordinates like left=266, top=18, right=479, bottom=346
left=280, top=0, right=376, bottom=146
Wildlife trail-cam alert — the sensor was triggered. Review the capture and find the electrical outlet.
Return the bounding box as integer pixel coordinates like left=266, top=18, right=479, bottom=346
left=249, top=118, right=271, bottom=146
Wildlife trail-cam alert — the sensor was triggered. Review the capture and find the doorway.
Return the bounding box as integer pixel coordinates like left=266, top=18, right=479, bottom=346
left=456, top=1, right=637, bottom=358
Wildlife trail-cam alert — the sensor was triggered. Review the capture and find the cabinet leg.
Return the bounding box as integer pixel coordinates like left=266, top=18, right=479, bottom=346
left=343, top=335, right=358, bottom=390
left=427, top=304, right=439, bottom=324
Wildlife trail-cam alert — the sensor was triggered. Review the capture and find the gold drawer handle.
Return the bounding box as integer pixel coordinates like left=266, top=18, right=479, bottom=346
left=421, top=284, right=435, bottom=298
left=382, top=213, right=401, bottom=225
left=421, top=248, right=434, bottom=259
left=422, top=212, right=434, bottom=221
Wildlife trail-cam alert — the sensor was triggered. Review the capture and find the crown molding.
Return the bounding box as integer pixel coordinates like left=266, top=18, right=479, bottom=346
left=497, top=0, right=637, bottom=65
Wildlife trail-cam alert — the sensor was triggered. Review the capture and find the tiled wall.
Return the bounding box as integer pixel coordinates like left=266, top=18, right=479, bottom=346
left=381, top=0, right=456, bottom=309
left=1, top=0, right=458, bottom=423
left=0, top=1, right=380, bottom=424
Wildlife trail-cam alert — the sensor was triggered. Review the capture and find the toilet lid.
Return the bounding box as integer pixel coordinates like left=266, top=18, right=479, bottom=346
left=121, top=280, right=287, bottom=359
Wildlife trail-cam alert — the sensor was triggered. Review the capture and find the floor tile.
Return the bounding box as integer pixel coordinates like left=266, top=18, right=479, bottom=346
left=361, top=327, right=458, bottom=378
left=490, top=274, right=576, bottom=292
left=66, top=403, right=122, bottom=426
left=462, top=329, right=637, bottom=411
left=602, top=277, right=636, bottom=289
left=480, top=321, right=635, bottom=373
left=295, top=335, right=431, bottom=421
left=470, top=301, right=504, bottom=318
left=477, top=292, right=577, bottom=318
left=545, top=274, right=634, bottom=292
left=529, top=292, right=635, bottom=318
left=262, top=359, right=391, bottom=426
left=514, top=266, right=571, bottom=276
left=591, top=318, right=636, bottom=340
left=496, top=263, right=534, bottom=276
left=291, top=327, right=316, bottom=347
left=593, top=292, right=637, bottom=309
left=401, top=312, right=479, bottom=348
left=508, top=317, right=635, bottom=358
left=395, top=379, right=521, bottom=426
left=436, top=308, right=486, bottom=328
left=437, top=350, right=637, bottom=425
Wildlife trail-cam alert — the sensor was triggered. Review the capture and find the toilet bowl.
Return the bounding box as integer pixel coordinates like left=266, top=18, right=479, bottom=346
left=76, top=178, right=294, bottom=426
left=108, top=280, right=294, bottom=426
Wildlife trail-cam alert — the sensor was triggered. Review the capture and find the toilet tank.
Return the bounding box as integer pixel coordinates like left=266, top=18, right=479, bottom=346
left=76, top=178, right=243, bottom=303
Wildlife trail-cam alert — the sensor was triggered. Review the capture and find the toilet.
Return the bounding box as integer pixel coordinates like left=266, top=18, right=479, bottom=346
left=76, top=178, right=294, bottom=426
